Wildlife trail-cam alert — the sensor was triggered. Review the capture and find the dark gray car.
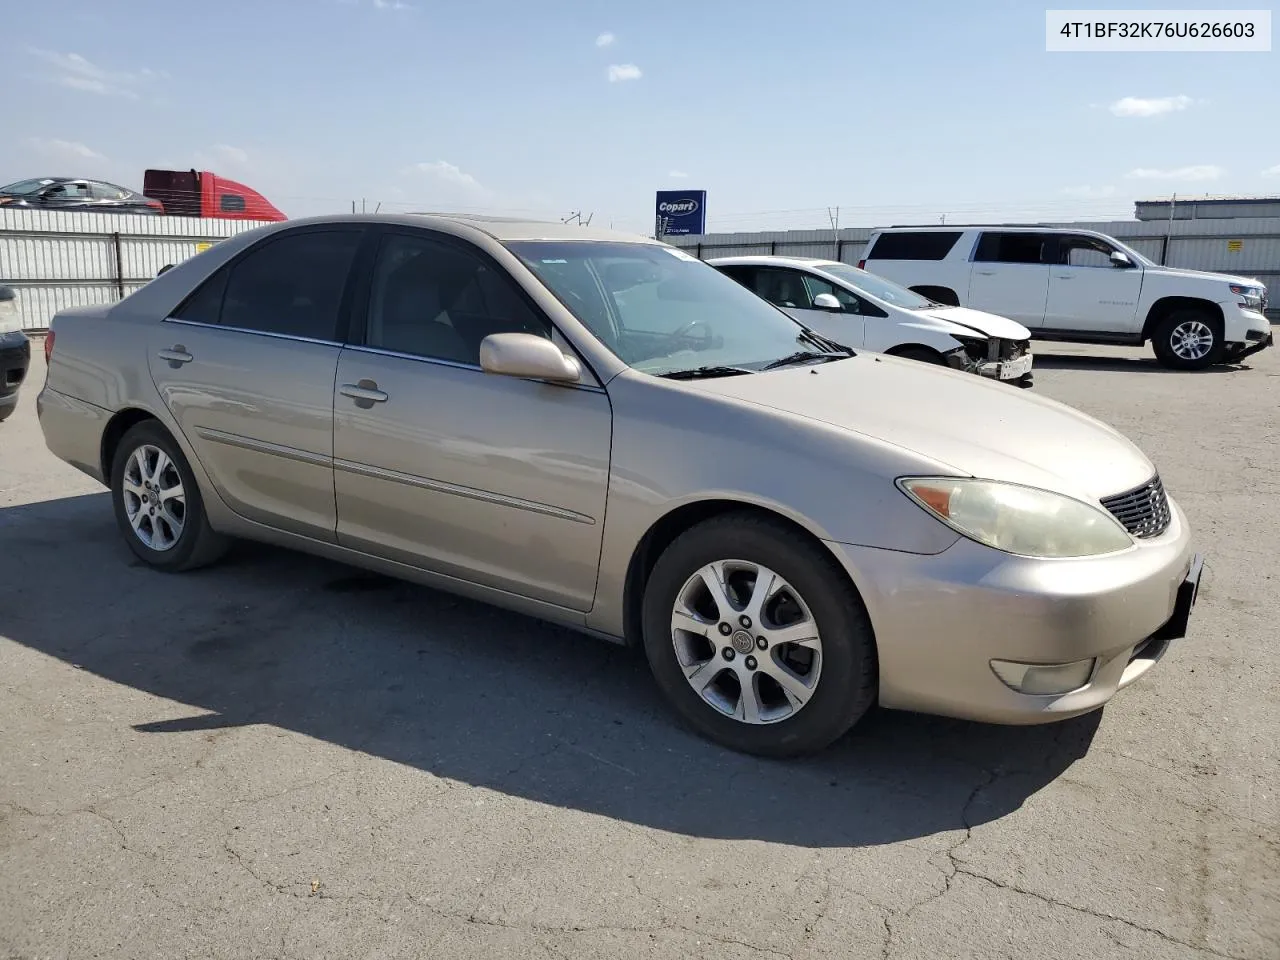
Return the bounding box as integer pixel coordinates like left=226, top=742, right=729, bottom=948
left=0, top=177, right=163, bottom=215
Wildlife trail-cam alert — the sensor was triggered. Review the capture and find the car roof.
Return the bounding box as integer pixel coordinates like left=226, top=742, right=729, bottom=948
left=708, top=255, right=845, bottom=269
left=395, top=213, right=658, bottom=243
left=873, top=224, right=1098, bottom=235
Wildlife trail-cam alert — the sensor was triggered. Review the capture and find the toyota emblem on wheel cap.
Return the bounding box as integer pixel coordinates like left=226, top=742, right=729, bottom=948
left=731, top=630, right=755, bottom=655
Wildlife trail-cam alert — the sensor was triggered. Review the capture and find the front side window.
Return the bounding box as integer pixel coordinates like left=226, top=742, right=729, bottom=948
left=1058, top=235, right=1117, bottom=268
left=508, top=241, right=842, bottom=376
left=216, top=229, right=361, bottom=339
left=800, top=272, right=864, bottom=313
left=365, top=233, right=549, bottom=365
left=814, top=263, right=934, bottom=310
left=975, top=232, right=1049, bottom=265
left=44, top=182, right=92, bottom=200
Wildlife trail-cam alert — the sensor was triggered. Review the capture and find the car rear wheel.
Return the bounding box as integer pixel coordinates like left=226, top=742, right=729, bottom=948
left=641, top=513, right=877, bottom=757
left=1151, top=310, right=1225, bottom=370
left=110, top=421, right=227, bottom=571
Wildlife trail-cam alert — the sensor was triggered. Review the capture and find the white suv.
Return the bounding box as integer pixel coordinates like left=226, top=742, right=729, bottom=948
left=860, top=226, right=1272, bottom=370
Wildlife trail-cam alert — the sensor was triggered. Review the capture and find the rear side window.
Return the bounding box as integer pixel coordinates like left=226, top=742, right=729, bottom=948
left=866, top=231, right=963, bottom=261
left=974, top=232, right=1050, bottom=265
left=175, top=229, right=361, bottom=339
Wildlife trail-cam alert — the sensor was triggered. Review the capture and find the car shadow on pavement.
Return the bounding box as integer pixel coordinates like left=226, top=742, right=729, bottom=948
left=1033, top=352, right=1251, bottom=374
left=0, top=492, right=1101, bottom=849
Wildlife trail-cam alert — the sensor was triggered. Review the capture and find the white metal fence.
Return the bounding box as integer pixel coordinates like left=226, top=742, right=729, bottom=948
left=668, top=217, right=1280, bottom=321
left=0, top=209, right=276, bottom=331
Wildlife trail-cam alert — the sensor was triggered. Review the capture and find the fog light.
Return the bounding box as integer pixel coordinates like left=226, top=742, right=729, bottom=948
left=990, top=658, right=1096, bottom=695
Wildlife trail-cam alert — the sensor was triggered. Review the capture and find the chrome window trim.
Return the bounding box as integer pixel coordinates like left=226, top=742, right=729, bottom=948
left=341, top=343, right=607, bottom=393
left=162, top=316, right=342, bottom=348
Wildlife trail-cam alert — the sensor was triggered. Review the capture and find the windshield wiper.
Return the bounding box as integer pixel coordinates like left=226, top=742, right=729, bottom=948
left=658, top=365, right=756, bottom=380
left=761, top=351, right=847, bottom=371
left=796, top=327, right=854, bottom=355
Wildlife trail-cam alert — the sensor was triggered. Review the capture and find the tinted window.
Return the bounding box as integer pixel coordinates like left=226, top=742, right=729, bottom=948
left=173, top=269, right=229, bottom=325
left=220, top=194, right=246, bottom=213
left=750, top=267, right=814, bottom=309
left=219, top=230, right=360, bottom=339
left=866, top=231, right=963, bottom=260
left=975, top=232, right=1050, bottom=265
left=366, top=233, right=548, bottom=364
left=45, top=182, right=92, bottom=200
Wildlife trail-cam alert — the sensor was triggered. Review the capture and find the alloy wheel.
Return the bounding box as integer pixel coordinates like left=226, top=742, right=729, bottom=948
left=121, top=444, right=186, bottom=551
left=670, top=560, right=823, bottom=724
left=1170, top=320, right=1214, bottom=361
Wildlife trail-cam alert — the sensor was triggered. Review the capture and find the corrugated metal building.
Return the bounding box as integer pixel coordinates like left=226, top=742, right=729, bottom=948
left=0, top=209, right=275, bottom=331
left=668, top=216, right=1280, bottom=321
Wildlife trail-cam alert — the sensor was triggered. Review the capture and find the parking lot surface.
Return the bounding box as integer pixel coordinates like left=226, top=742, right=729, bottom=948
left=2, top=341, right=1277, bottom=960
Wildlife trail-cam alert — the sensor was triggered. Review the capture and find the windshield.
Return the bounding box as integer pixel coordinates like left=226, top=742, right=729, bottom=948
left=0, top=179, right=54, bottom=196
left=814, top=262, right=935, bottom=309
left=506, top=241, right=846, bottom=376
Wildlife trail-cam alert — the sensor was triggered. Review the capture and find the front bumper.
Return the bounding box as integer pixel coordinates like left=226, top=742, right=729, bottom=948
left=1235, top=328, right=1273, bottom=360
left=0, top=332, right=31, bottom=415
left=825, top=496, right=1199, bottom=724
left=947, top=339, right=1034, bottom=387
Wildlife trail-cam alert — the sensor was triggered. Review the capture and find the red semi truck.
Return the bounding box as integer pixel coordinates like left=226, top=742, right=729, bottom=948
left=143, top=169, right=286, bottom=221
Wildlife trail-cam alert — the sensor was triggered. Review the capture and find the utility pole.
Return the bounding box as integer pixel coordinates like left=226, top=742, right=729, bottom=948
left=827, top=206, right=840, bottom=231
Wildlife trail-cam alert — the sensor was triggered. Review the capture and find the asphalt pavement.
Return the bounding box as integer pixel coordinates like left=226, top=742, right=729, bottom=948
left=2, top=340, right=1277, bottom=960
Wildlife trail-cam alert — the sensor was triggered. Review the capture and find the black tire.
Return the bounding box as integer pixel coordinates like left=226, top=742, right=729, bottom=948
left=641, top=513, right=877, bottom=758
left=888, top=345, right=946, bottom=365
left=1150, top=310, right=1225, bottom=370
left=110, top=420, right=228, bottom=571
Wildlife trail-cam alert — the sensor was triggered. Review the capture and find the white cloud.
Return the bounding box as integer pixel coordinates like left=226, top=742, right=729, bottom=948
left=668, top=170, right=689, bottom=179
left=1109, top=95, right=1193, bottom=118
left=1125, top=165, right=1223, bottom=181
left=595, top=32, right=616, bottom=47
left=409, top=160, right=487, bottom=193
left=608, top=63, right=642, bottom=83
left=1263, top=164, right=1280, bottom=178
left=26, top=137, right=105, bottom=161
left=27, top=48, right=161, bottom=99
left=1059, top=185, right=1117, bottom=198
left=213, top=144, right=249, bottom=165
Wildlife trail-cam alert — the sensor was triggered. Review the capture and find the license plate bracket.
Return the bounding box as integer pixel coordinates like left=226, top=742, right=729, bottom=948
left=1152, top=553, right=1204, bottom=642
left=998, top=354, right=1033, bottom=380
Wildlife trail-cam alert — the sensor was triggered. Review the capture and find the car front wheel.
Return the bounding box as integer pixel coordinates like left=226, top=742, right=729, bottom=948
left=1151, top=310, right=1225, bottom=370
left=641, top=513, right=877, bottom=757
left=110, top=421, right=227, bottom=571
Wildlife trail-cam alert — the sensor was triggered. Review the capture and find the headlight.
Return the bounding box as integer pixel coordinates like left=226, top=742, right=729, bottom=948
left=898, top=478, right=1134, bottom=558
left=1229, top=283, right=1264, bottom=310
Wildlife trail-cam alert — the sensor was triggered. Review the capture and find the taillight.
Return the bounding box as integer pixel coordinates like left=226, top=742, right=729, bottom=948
left=147, top=199, right=165, bottom=213
left=44, top=330, right=55, bottom=364
left=857, top=259, right=866, bottom=269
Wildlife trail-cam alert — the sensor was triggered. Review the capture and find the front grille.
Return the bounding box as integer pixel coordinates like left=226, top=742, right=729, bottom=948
left=1100, top=475, right=1171, bottom=539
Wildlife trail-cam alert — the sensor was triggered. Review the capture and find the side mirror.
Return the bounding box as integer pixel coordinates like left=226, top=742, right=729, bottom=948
left=811, top=292, right=843, bottom=311
left=479, top=332, right=581, bottom=383
left=1109, top=251, right=1133, bottom=268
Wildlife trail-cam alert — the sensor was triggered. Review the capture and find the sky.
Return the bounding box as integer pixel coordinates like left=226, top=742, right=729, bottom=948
left=2, top=0, right=1277, bottom=233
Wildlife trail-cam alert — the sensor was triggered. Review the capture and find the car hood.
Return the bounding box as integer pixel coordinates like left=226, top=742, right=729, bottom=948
left=691, top=354, right=1157, bottom=503
left=917, top=305, right=1031, bottom=340
left=1144, top=265, right=1264, bottom=288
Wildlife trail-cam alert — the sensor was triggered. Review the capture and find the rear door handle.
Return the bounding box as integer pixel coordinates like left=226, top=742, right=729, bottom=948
left=974, top=270, right=995, bottom=276
left=339, top=379, right=389, bottom=406
left=1053, top=274, right=1074, bottom=280
left=158, top=346, right=193, bottom=365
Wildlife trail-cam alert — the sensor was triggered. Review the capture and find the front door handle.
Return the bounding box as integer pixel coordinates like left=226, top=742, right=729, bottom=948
left=974, top=270, right=995, bottom=276
left=1053, top=274, right=1074, bottom=280
left=339, top=379, right=389, bottom=407
left=158, top=345, right=193, bottom=366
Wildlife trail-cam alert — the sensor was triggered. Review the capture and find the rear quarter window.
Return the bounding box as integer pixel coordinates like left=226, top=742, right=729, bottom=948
left=866, top=231, right=963, bottom=261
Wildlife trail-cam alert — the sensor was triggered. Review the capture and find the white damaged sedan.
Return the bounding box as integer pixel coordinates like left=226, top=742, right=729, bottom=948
left=710, top=255, right=1034, bottom=387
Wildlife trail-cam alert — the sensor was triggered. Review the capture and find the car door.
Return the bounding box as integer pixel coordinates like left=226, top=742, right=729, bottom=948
left=735, top=266, right=865, bottom=346
left=1044, top=234, right=1144, bottom=334
left=332, top=228, right=612, bottom=612
left=796, top=272, right=871, bottom=348
left=966, top=232, right=1051, bottom=328
left=148, top=225, right=364, bottom=541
